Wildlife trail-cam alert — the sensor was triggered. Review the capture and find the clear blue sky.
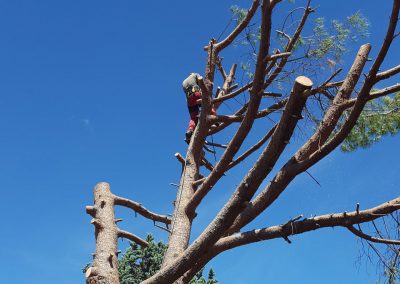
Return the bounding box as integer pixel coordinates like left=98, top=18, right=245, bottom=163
left=0, top=1, right=398, bottom=283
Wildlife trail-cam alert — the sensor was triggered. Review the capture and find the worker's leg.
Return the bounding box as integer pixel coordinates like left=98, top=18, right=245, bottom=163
left=185, top=111, right=199, bottom=143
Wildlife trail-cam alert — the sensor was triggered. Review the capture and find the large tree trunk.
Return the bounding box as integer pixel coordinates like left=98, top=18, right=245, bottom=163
left=162, top=44, right=218, bottom=273
left=162, top=159, right=197, bottom=269
left=86, top=183, right=120, bottom=284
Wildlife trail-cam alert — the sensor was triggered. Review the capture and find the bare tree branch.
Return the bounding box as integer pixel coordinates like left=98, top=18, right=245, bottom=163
left=218, top=197, right=400, bottom=250
left=114, top=195, right=172, bottom=225
left=228, top=124, right=277, bottom=169
left=342, top=83, right=400, bottom=109
left=212, top=82, right=251, bottom=105
left=182, top=197, right=400, bottom=282
left=118, top=229, right=149, bottom=247
left=375, top=64, right=400, bottom=81
left=347, top=226, right=400, bottom=245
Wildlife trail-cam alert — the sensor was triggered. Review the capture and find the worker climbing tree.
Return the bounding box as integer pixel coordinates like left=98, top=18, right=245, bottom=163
left=182, top=73, right=217, bottom=143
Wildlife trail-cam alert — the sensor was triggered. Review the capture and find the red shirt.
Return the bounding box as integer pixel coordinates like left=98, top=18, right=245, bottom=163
left=187, top=91, right=202, bottom=114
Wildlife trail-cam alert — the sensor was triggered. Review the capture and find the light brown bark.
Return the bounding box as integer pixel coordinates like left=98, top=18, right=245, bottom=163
left=86, top=182, right=119, bottom=284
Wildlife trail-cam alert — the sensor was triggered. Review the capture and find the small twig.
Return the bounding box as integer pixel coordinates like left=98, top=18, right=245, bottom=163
left=322, top=68, right=343, bottom=86
left=154, top=223, right=172, bottom=234
left=263, top=51, right=292, bottom=62
left=205, top=140, right=228, bottom=149
left=193, top=177, right=206, bottom=187
left=285, top=214, right=304, bottom=225
left=263, top=92, right=283, bottom=97
left=305, top=170, right=322, bottom=187
left=276, top=30, right=291, bottom=41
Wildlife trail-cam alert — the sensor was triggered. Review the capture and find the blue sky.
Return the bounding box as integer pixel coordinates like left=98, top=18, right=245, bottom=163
left=0, top=1, right=398, bottom=283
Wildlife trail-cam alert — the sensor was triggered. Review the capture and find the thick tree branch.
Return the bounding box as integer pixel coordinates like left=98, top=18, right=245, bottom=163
left=214, top=0, right=261, bottom=52
left=295, top=44, right=371, bottom=161
left=375, top=64, right=400, bottom=81
left=217, top=197, right=400, bottom=250
left=341, top=83, right=400, bottom=109
left=114, top=195, right=171, bottom=225
left=182, top=197, right=400, bottom=282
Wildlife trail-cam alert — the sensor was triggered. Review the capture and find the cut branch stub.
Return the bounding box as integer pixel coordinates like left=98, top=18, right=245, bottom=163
left=86, top=182, right=119, bottom=284
left=294, top=76, right=313, bottom=91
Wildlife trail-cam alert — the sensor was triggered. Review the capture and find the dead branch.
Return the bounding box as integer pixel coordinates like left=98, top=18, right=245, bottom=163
left=114, top=195, right=171, bottom=225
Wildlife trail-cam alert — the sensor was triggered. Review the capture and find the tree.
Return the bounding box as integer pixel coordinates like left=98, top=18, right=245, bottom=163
left=118, top=235, right=166, bottom=284
left=84, top=1, right=400, bottom=283
left=117, top=235, right=218, bottom=284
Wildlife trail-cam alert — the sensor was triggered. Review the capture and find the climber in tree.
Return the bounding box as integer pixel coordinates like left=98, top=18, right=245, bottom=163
left=182, top=73, right=216, bottom=143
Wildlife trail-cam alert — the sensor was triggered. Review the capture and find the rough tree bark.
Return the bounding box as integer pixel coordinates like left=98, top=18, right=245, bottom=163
left=85, top=183, right=119, bottom=284
left=85, top=183, right=171, bottom=284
